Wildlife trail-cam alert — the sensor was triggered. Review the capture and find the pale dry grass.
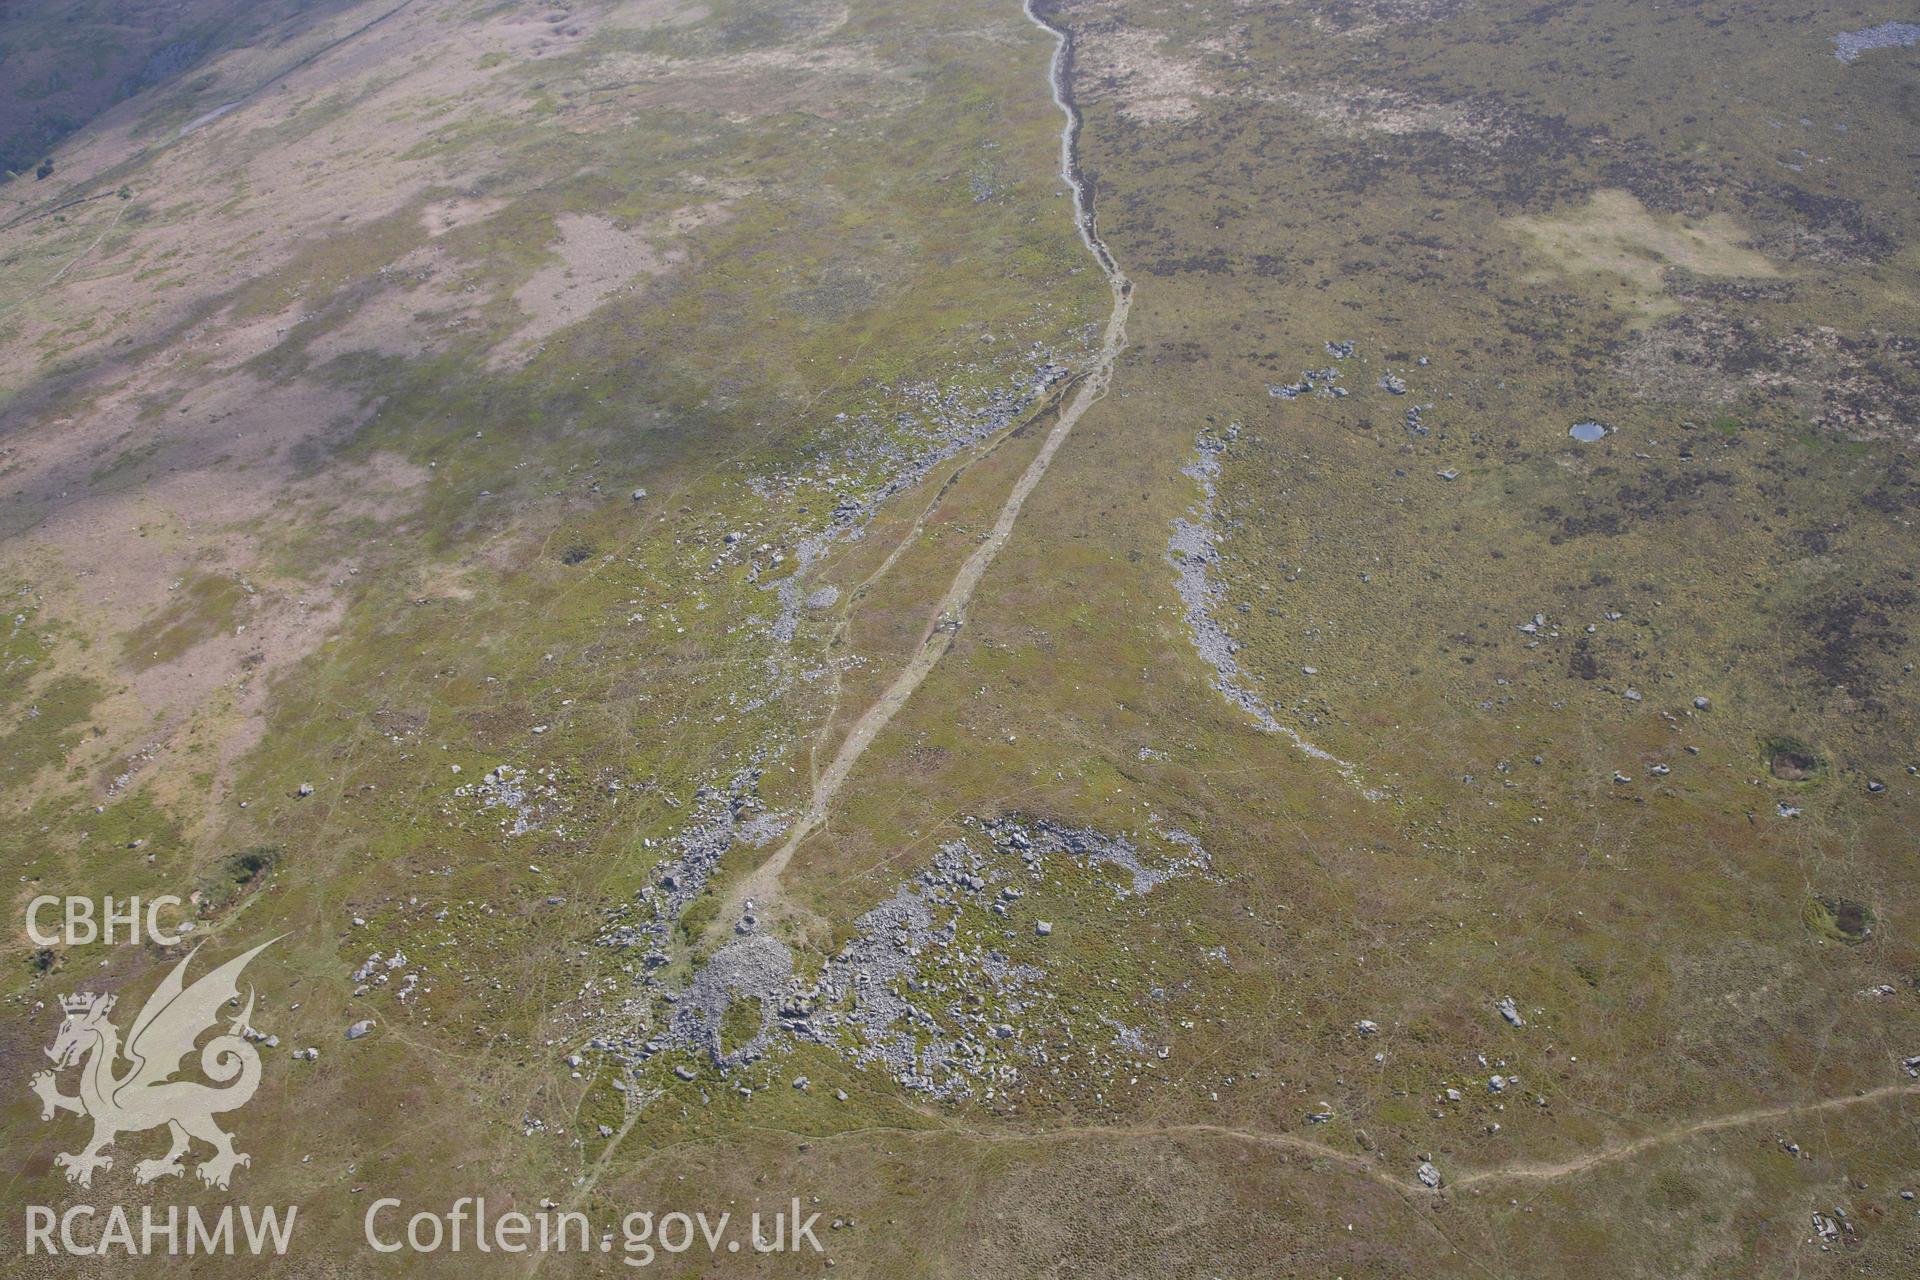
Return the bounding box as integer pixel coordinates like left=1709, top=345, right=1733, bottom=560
left=1508, top=188, right=1781, bottom=314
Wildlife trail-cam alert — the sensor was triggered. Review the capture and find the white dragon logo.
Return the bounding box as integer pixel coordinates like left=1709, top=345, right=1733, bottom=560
left=31, top=939, right=277, bottom=1190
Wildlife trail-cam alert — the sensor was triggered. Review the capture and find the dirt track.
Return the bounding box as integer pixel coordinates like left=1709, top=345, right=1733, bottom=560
left=725, top=1, right=1131, bottom=928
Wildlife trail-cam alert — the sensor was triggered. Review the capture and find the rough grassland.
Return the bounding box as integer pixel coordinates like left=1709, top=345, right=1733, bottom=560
left=1, top=0, right=1917, bottom=1276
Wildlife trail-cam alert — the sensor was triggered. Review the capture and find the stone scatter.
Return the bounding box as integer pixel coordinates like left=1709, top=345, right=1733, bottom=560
left=583, top=812, right=1211, bottom=1103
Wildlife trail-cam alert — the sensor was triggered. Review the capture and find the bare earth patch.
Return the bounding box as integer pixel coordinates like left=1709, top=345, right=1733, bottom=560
left=493, top=205, right=729, bottom=366
left=1616, top=312, right=1918, bottom=442
left=419, top=194, right=510, bottom=239
left=306, top=244, right=483, bottom=363
left=1269, top=84, right=1515, bottom=148
left=1079, top=28, right=1218, bottom=125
